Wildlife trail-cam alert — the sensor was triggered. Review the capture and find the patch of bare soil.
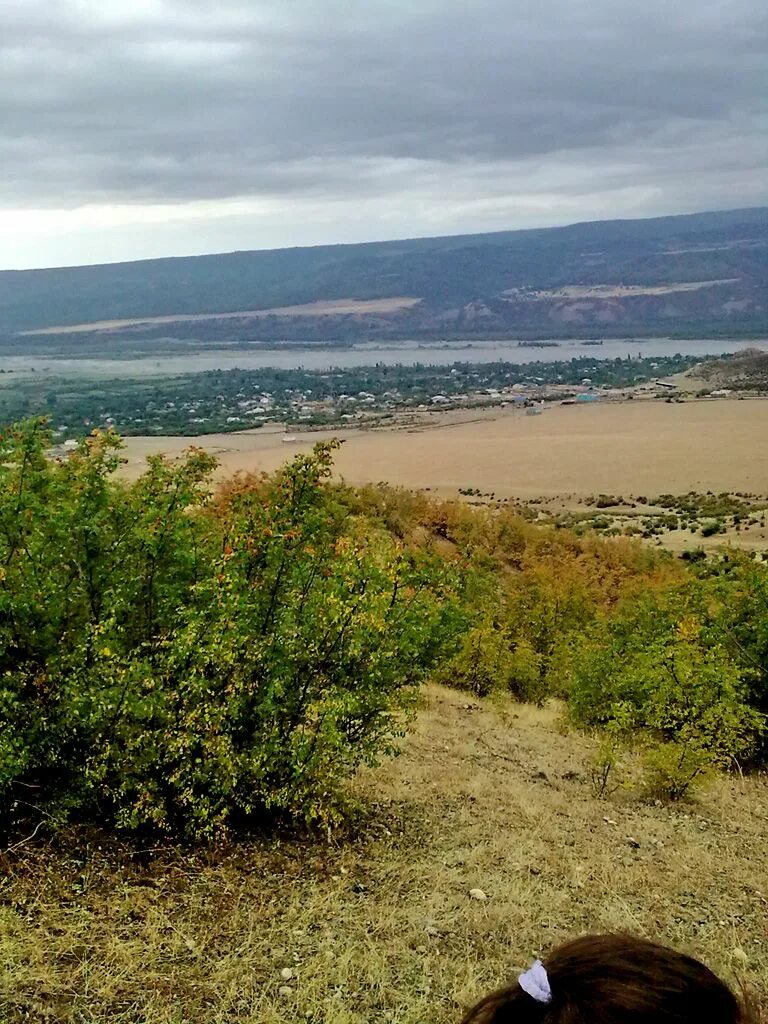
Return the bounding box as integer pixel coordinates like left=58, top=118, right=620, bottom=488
left=505, top=280, right=739, bottom=300
left=21, top=297, right=422, bottom=336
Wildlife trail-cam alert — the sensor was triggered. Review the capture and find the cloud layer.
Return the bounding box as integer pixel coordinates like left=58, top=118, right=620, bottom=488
left=2, top=0, right=767, bottom=267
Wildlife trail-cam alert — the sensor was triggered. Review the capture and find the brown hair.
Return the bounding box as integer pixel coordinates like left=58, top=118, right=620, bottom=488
left=462, top=934, right=751, bottom=1024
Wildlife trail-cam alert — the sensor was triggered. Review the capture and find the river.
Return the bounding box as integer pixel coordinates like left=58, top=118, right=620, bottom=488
left=1, top=337, right=765, bottom=382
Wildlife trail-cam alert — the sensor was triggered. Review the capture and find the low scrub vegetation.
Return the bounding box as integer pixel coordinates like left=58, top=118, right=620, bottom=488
left=1, top=419, right=766, bottom=840
left=536, top=490, right=768, bottom=544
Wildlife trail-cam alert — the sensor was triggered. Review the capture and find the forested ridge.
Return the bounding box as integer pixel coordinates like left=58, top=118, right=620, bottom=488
left=2, top=207, right=766, bottom=339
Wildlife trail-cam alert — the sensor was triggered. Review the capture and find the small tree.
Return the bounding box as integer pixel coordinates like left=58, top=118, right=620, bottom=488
left=0, top=428, right=455, bottom=838
left=437, top=621, right=514, bottom=697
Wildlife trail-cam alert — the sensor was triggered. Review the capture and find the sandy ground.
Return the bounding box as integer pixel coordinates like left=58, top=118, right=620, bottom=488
left=658, top=524, right=768, bottom=553
left=120, top=399, right=768, bottom=500
left=22, top=297, right=421, bottom=336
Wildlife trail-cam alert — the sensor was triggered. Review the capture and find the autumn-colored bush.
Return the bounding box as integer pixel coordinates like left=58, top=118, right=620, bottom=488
left=3, top=418, right=767, bottom=835
left=0, top=423, right=454, bottom=838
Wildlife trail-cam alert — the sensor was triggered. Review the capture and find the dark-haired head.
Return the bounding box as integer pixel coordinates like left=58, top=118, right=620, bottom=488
left=462, top=934, right=750, bottom=1024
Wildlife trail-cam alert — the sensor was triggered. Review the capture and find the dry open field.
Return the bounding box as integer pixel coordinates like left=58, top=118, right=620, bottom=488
left=22, top=297, right=421, bottom=336
left=120, top=398, right=768, bottom=500
left=3, top=686, right=766, bottom=1023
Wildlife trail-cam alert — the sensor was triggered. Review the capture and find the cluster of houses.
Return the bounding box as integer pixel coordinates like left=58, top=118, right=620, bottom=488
left=43, top=362, right=702, bottom=447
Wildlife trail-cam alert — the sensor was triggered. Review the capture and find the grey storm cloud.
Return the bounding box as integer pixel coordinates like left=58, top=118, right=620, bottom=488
left=1, top=0, right=767, bottom=269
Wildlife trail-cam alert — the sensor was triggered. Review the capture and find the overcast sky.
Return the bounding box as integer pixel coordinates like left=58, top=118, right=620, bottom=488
left=2, top=0, right=766, bottom=269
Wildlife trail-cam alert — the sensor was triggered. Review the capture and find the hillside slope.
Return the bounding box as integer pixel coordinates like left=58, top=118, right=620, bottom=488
left=2, top=207, right=767, bottom=342
left=3, top=686, right=766, bottom=1023
left=686, top=348, right=768, bottom=390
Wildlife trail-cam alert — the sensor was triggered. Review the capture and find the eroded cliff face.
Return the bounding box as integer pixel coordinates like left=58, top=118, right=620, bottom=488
left=277, top=277, right=766, bottom=338
left=458, top=278, right=767, bottom=332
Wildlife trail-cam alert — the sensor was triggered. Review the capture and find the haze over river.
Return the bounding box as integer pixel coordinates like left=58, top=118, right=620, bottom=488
left=2, top=337, right=765, bottom=382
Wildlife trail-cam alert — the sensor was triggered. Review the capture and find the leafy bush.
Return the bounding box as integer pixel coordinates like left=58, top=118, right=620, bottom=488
left=700, top=519, right=723, bottom=537
left=0, top=422, right=452, bottom=837
left=437, top=622, right=513, bottom=697
left=680, top=548, right=707, bottom=562
left=506, top=638, right=545, bottom=702
left=4, top=417, right=768, bottom=836
left=699, top=555, right=768, bottom=755
left=436, top=624, right=544, bottom=701
left=640, top=741, right=715, bottom=801
left=590, top=726, right=625, bottom=799
left=559, top=602, right=764, bottom=797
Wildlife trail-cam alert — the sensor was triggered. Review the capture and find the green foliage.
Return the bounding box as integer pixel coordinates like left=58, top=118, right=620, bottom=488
left=700, top=519, right=724, bottom=537
left=506, top=639, right=545, bottom=702
left=437, top=622, right=512, bottom=697
left=640, top=741, right=715, bottom=801
left=3, top=416, right=768, bottom=836
left=560, top=599, right=764, bottom=798
left=590, top=726, right=625, bottom=799
left=435, top=622, right=543, bottom=701
left=696, top=555, right=768, bottom=743
left=0, top=422, right=452, bottom=838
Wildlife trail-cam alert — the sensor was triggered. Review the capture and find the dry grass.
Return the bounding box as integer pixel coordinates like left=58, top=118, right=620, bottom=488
left=2, top=686, right=767, bottom=1023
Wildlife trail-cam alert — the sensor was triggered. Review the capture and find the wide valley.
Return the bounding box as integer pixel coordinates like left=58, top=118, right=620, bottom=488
left=120, top=395, right=768, bottom=498
left=2, top=336, right=765, bottom=381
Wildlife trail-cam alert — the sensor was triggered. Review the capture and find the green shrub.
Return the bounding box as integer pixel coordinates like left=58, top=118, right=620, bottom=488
left=680, top=548, right=707, bottom=562
left=437, top=622, right=513, bottom=697
left=559, top=603, right=764, bottom=796
left=0, top=422, right=453, bottom=838
left=590, top=516, right=611, bottom=530
left=700, top=519, right=723, bottom=537
left=700, top=556, right=768, bottom=756
left=506, top=638, right=545, bottom=702
left=4, top=417, right=767, bottom=837
left=640, top=740, right=715, bottom=801
left=590, top=726, right=625, bottom=799
left=438, top=624, right=545, bottom=702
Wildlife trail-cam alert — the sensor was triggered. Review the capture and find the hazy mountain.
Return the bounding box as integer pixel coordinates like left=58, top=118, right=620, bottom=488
left=2, top=207, right=766, bottom=345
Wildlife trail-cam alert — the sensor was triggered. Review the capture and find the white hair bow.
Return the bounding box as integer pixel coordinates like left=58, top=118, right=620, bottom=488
left=518, top=960, right=552, bottom=1004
